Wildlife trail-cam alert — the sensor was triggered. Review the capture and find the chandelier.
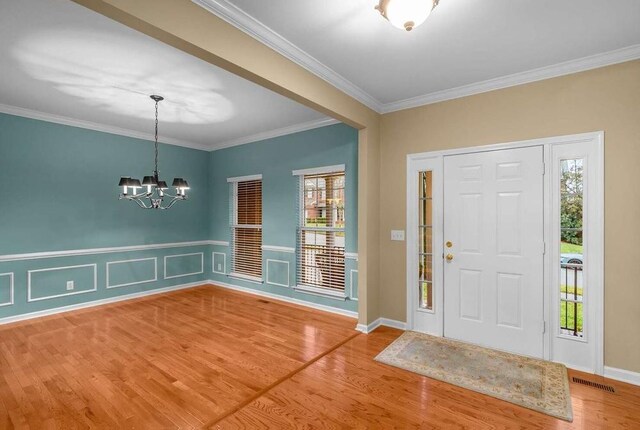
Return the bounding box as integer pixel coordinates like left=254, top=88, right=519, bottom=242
left=376, top=0, right=439, bottom=31
left=118, top=95, right=189, bottom=210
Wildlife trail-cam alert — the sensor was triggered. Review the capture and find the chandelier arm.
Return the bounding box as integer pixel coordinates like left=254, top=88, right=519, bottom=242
left=131, top=198, right=152, bottom=209
left=159, top=197, right=182, bottom=210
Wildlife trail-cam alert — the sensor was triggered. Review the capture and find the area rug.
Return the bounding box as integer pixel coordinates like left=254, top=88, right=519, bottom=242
left=375, top=331, right=573, bottom=421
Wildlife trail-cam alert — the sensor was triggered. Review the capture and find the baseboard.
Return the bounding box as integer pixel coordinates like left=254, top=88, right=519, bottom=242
left=208, top=280, right=358, bottom=319
left=0, top=281, right=205, bottom=326
left=563, top=363, right=598, bottom=375
left=604, top=366, right=640, bottom=386
left=355, top=320, right=380, bottom=334
left=379, top=318, right=407, bottom=330
left=356, top=317, right=406, bottom=333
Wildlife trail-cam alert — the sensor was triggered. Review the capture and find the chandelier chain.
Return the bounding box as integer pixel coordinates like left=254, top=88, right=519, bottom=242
left=154, top=99, right=159, bottom=177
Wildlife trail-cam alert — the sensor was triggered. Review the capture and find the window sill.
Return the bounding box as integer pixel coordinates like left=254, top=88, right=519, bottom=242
left=228, top=273, right=263, bottom=285
left=294, top=285, right=347, bottom=300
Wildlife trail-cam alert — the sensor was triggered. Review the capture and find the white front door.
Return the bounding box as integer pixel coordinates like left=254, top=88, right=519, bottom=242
left=443, top=146, right=544, bottom=358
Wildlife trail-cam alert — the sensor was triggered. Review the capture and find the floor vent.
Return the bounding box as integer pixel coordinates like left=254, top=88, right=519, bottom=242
left=572, top=377, right=615, bottom=393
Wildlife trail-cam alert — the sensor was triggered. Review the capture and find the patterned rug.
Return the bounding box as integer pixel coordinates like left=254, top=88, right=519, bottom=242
left=375, top=331, right=573, bottom=421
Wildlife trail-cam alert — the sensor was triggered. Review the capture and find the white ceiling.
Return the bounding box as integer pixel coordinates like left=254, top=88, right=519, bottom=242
left=0, top=0, right=330, bottom=151
left=198, top=0, right=640, bottom=112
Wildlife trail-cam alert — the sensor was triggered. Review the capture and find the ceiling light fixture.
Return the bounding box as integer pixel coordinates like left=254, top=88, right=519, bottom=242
left=376, top=0, right=439, bottom=31
left=118, top=95, right=189, bottom=210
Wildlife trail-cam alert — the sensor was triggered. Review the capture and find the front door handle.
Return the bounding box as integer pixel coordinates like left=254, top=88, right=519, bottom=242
left=446, top=253, right=454, bottom=262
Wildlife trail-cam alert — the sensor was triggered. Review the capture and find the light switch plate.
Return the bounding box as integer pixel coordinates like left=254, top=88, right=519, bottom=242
left=391, top=230, right=405, bottom=241
left=66, top=281, right=74, bottom=291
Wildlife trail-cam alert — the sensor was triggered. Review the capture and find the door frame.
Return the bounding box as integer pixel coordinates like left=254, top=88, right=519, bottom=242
left=406, top=131, right=604, bottom=374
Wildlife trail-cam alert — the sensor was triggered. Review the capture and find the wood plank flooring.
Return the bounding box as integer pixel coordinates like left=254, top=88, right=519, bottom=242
left=1, top=285, right=639, bottom=429
left=0, top=285, right=357, bottom=429
left=214, top=326, right=640, bottom=429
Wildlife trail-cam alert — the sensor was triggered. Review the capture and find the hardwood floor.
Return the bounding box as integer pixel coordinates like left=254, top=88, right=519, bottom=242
left=1, top=285, right=639, bottom=429
left=213, top=326, right=640, bottom=429
left=0, top=285, right=357, bottom=429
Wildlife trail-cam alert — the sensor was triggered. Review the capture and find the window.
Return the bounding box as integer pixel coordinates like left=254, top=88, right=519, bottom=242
left=559, top=159, right=584, bottom=338
left=551, top=134, right=603, bottom=373
left=229, top=176, right=262, bottom=281
left=296, top=169, right=346, bottom=295
left=418, top=171, right=433, bottom=310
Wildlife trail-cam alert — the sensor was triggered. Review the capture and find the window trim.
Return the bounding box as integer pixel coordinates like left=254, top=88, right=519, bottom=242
left=292, top=164, right=345, bottom=177
left=227, top=174, right=262, bottom=183
left=549, top=137, right=604, bottom=374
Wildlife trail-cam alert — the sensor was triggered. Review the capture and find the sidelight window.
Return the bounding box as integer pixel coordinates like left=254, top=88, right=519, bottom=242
left=418, top=171, right=433, bottom=310
left=559, top=159, right=584, bottom=338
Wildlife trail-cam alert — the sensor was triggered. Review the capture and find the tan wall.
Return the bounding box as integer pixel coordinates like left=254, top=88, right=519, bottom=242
left=379, top=59, right=640, bottom=372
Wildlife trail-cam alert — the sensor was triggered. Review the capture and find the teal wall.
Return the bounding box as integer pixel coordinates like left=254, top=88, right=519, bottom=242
left=208, top=123, right=359, bottom=313
left=0, top=113, right=210, bottom=319
left=0, top=113, right=358, bottom=320
left=0, top=114, right=209, bottom=254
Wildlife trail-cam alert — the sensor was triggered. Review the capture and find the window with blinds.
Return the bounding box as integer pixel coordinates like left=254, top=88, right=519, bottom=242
left=296, top=170, right=346, bottom=295
left=230, top=177, right=262, bottom=281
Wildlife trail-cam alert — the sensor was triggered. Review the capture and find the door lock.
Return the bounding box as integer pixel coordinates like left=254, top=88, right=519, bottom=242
left=446, top=241, right=453, bottom=248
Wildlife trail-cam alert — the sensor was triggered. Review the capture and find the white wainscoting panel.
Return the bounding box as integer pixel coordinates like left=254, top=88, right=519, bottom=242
left=164, top=253, right=205, bottom=280
left=27, top=264, right=97, bottom=302
left=212, top=252, right=227, bottom=275
left=266, top=259, right=290, bottom=288
left=106, top=257, right=158, bottom=289
left=0, top=273, right=14, bottom=307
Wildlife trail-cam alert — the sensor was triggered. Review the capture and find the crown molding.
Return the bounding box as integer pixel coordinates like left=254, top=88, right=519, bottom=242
left=210, top=117, right=340, bottom=151
left=192, top=0, right=640, bottom=116
left=0, top=103, right=211, bottom=151
left=192, top=0, right=384, bottom=113
left=381, top=44, right=640, bottom=113
left=0, top=103, right=343, bottom=152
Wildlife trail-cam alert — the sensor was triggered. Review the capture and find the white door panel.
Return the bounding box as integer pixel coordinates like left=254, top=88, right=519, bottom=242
left=444, top=146, right=544, bottom=358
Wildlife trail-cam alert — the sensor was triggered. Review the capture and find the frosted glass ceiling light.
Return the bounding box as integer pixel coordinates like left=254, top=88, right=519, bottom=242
left=376, top=0, right=439, bottom=31
left=118, top=95, right=189, bottom=209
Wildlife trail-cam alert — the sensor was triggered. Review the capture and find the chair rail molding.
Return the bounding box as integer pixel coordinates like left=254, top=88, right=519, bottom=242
left=262, top=245, right=295, bottom=253
left=0, top=240, right=214, bottom=262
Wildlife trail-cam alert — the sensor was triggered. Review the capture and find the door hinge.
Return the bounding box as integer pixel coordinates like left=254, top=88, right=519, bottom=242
left=543, top=241, right=546, bottom=255
left=542, top=321, right=546, bottom=334
left=542, top=162, right=546, bottom=175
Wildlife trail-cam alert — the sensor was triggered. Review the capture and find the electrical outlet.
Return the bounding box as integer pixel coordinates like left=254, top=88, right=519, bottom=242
left=66, top=281, right=74, bottom=291
left=217, top=263, right=222, bottom=271
left=391, top=230, right=405, bottom=241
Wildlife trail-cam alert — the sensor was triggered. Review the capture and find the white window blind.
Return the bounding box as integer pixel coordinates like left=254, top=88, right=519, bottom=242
left=296, top=170, right=346, bottom=294
left=229, top=178, right=262, bottom=281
